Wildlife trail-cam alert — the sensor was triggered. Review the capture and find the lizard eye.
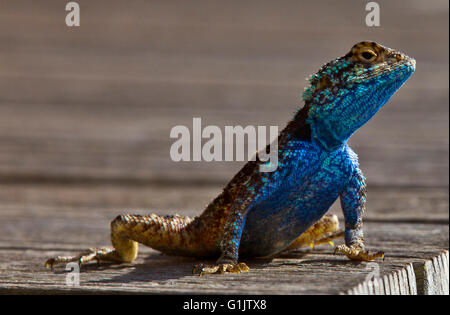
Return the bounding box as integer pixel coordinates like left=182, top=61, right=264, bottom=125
left=359, top=50, right=377, bottom=62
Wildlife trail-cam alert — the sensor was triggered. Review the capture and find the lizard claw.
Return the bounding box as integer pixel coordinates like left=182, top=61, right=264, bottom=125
left=45, top=256, right=76, bottom=270
left=45, top=247, right=117, bottom=270
left=44, top=258, right=57, bottom=270
left=192, top=262, right=250, bottom=276
left=334, top=244, right=384, bottom=261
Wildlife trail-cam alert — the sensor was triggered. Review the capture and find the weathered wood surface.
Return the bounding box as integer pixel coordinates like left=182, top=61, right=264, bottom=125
left=0, top=0, right=448, bottom=187
left=0, top=183, right=447, bottom=295
left=0, top=0, right=448, bottom=294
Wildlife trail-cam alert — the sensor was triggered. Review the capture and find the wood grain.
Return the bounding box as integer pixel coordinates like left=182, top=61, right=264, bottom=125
left=0, top=183, right=448, bottom=294
left=0, top=0, right=448, bottom=294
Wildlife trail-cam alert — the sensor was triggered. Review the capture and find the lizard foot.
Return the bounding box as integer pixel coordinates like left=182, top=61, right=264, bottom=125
left=334, top=244, right=384, bottom=262
left=192, top=262, right=249, bottom=276
left=45, top=247, right=119, bottom=270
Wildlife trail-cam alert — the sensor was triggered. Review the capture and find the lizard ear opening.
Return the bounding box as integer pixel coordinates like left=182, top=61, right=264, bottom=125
left=317, top=75, right=332, bottom=90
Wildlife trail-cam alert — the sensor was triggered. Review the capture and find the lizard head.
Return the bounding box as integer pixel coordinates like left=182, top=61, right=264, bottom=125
left=302, top=41, right=416, bottom=151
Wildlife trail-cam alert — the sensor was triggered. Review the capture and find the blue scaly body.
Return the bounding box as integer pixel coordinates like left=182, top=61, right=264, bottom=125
left=240, top=142, right=357, bottom=257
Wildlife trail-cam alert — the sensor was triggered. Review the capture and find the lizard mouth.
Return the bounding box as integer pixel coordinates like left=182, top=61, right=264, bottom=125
left=349, top=58, right=416, bottom=84
left=408, top=58, right=417, bottom=70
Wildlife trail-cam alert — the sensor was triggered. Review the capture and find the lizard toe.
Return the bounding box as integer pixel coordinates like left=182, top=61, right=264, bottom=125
left=334, top=244, right=384, bottom=261
left=192, top=262, right=250, bottom=276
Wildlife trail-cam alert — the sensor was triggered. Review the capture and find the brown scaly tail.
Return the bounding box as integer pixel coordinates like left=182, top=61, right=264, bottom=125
left=45, top=213, right=219, bottom=269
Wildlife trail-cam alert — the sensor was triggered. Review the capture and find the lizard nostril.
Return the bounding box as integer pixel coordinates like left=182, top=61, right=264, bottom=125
left=395, top=53, right=406, bottom=62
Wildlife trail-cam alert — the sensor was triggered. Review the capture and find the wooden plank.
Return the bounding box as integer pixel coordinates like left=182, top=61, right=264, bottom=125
left=346, top=253, right=450, bottom=296
left=0, top=0, right=447, bottom=187
left=0, top=184, right=447, bottom=223
left=0, top=92, right=447, bottom=187
left=0, top=184, right=448, bottom=294
left=0, top=0, right=448, bottom=295
left=413, top=250, right=449, bottom=295
left=0, top=222, right=447, bottom=295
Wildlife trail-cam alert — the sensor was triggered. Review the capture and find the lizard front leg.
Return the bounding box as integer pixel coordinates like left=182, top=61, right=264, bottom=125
left=334, top=168, right=384, bottom=261
left=192, top=160, right=276, bottom=276
left=192, top=196, right=252, bottom=276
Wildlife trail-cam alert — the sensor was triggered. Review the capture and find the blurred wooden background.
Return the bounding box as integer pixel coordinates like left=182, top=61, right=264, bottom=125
left=0, top=0, right=448, bottom=294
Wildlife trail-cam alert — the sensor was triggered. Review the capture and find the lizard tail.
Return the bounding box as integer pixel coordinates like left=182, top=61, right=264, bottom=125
left=110, top=213, right=219, bottom=259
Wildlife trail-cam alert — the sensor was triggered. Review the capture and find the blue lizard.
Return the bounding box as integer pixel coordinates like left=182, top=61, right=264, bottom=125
left=46, top=41, right=416, bottom=275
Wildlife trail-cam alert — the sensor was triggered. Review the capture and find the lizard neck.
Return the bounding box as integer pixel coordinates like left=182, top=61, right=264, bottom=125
left=307, top=113, right=349, bottom=152
left=290, top=103, right=347, bottom=152
left=284, top=105, right=312, bottom=142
